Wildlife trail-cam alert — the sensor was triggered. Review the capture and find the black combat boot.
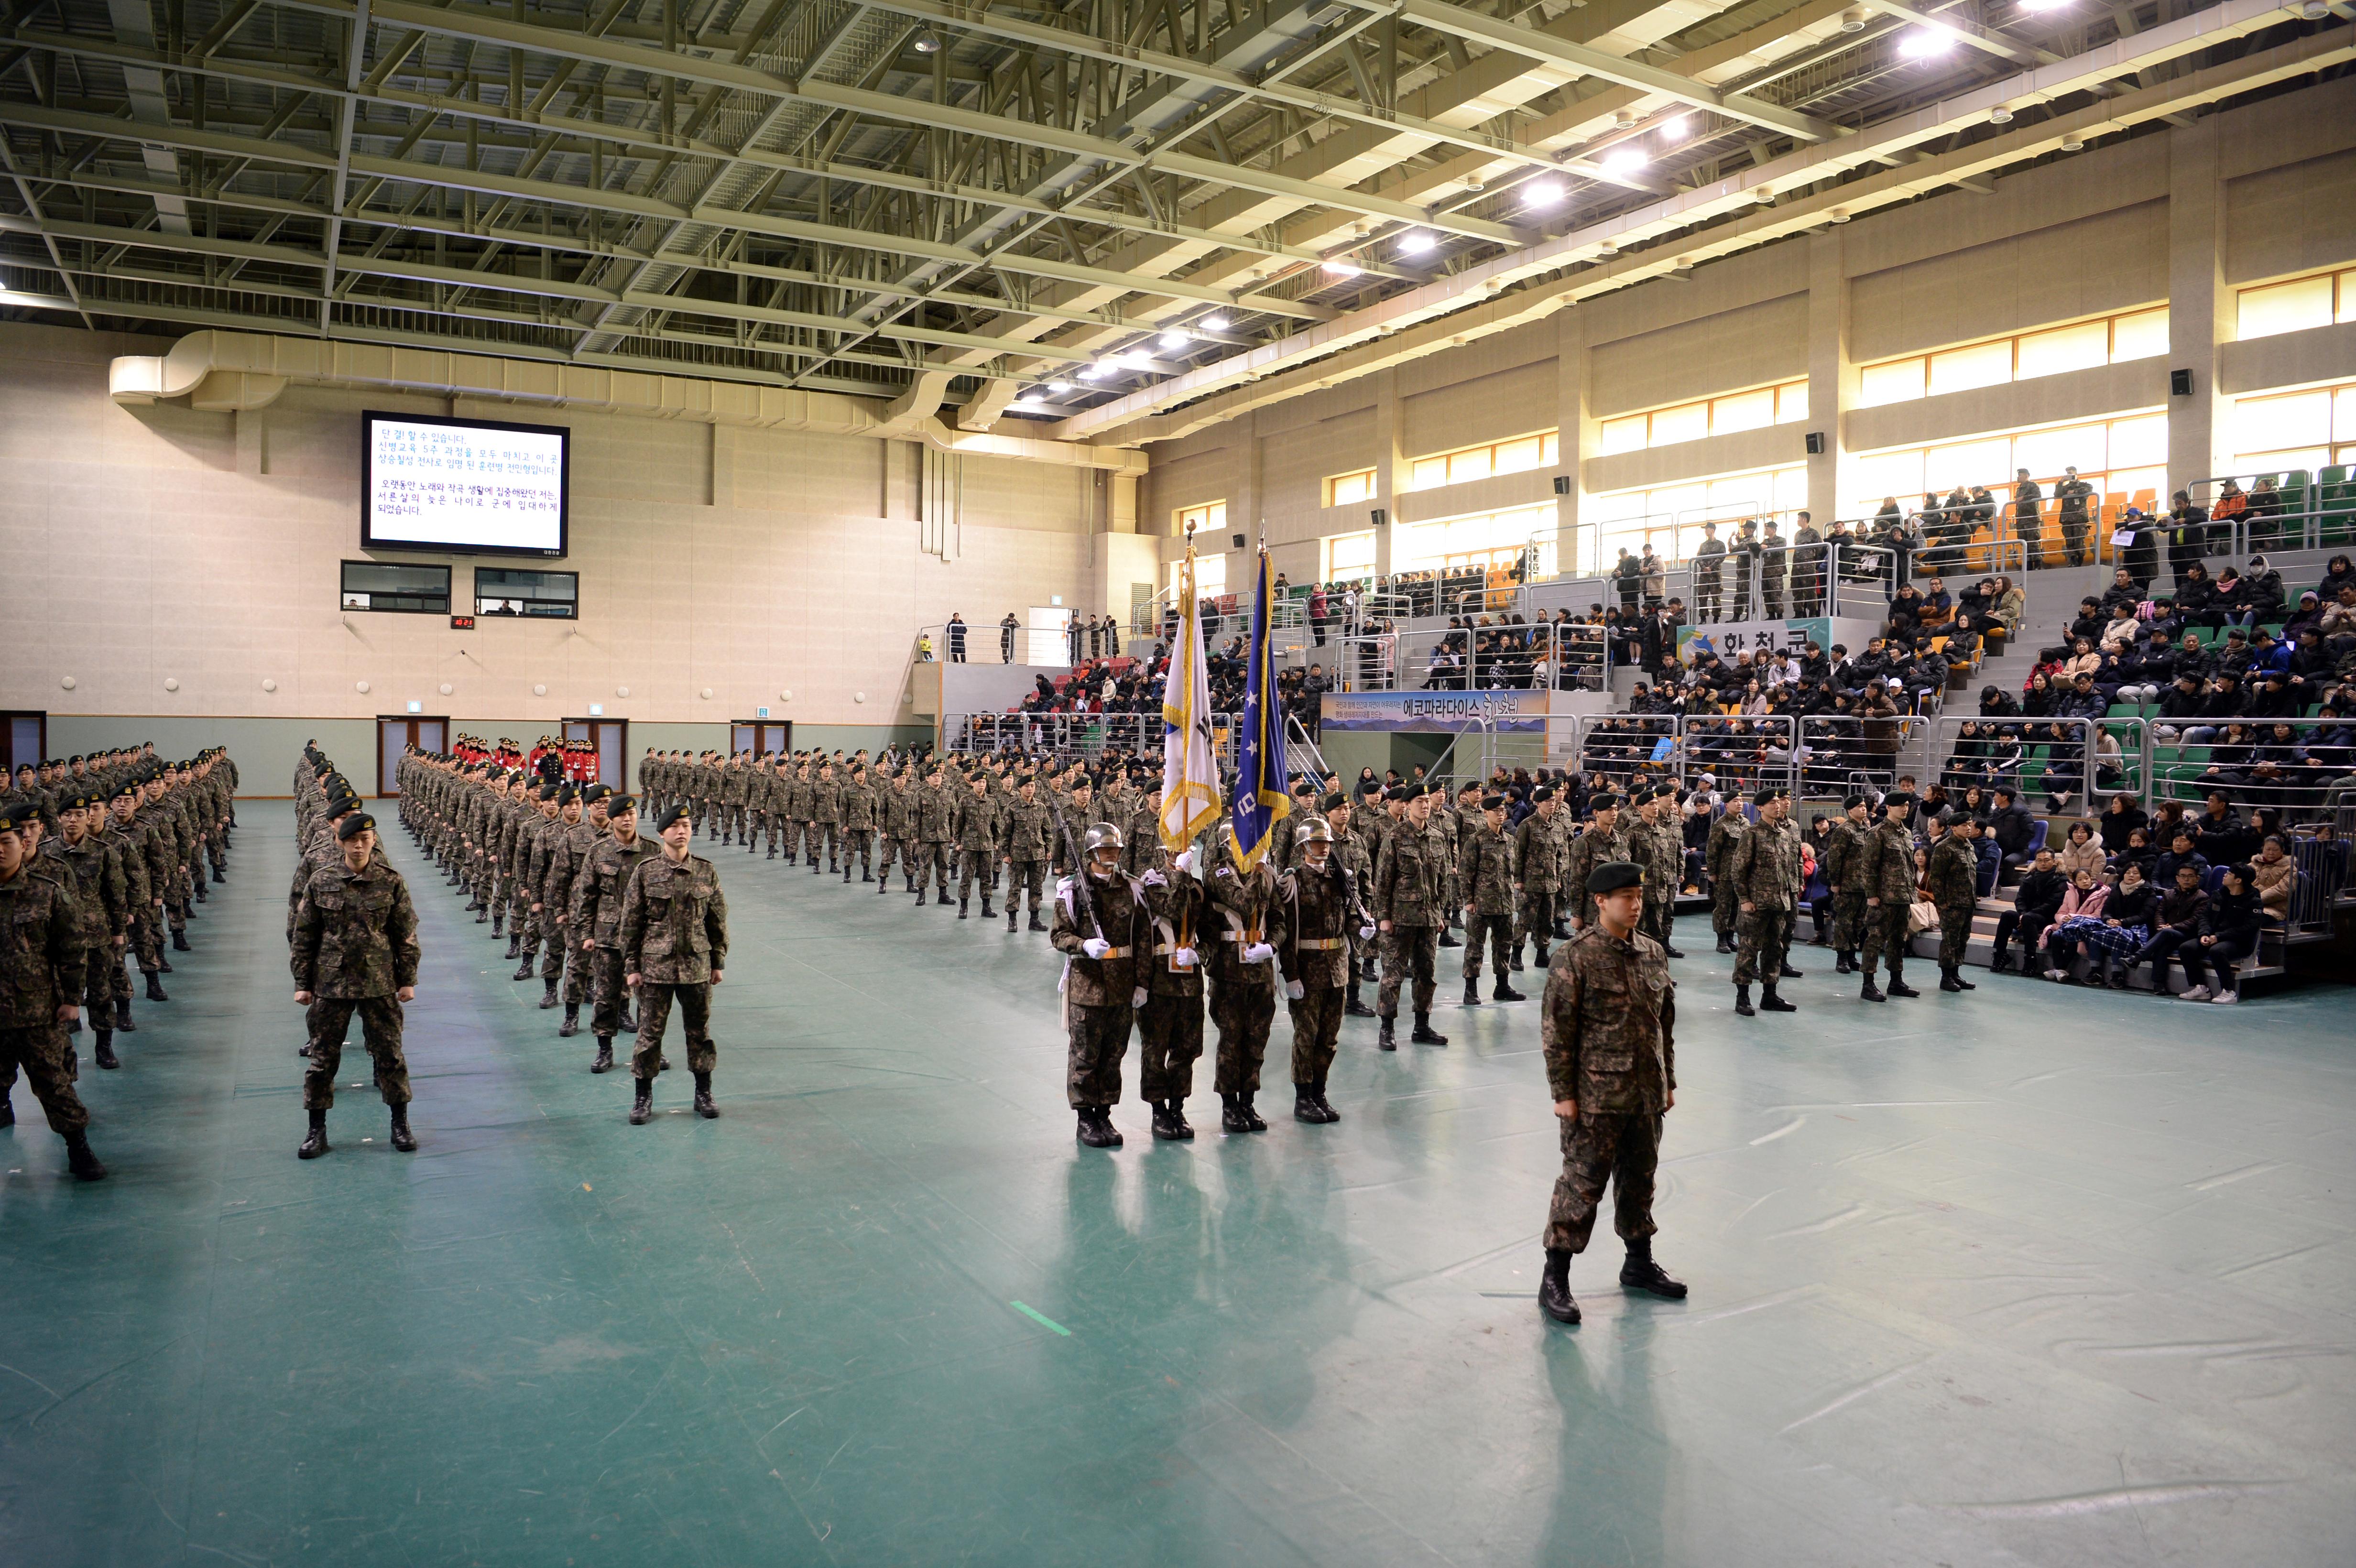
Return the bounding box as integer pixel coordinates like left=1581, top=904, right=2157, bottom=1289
left=298, top=1109, right=331, bottom=1160
left=1410, top=1013, right=1449, bottom=1046
left=505, top=932, right=522, bottom=960
left=915, top=888, right=928, bottom=906
left=1078, top=1106, right=1121, bottom=1147
left=877, top=876, right=889, bottom=895
left=1238, top=1091, right=1267, bottom=1132
left=474, top=904, right=489, bottom=925
left=810, top=857, right=821, bottom=874
left=1538, top=1249, right=1580, bottom=1325
left=1716, top=931, right=1736, bottom=953
left=619, top=1003, right=637, bottom=1032
left=559, top=1004, right=579, bottom=1037
left=1310, top=1072, right=1341, bottom=1123
left=1006, top=907, right=1018, bottom=932
left=1510, top=946, right=1526, bottom=973
left=1028, top=910, right=1047, bottom=933
left=389, top=1106, right=417, bottom=1152
left=693, top=1072, right=720, bottom=1119
left=64, top=1130, right=108, bottom=1182
left=1344, top=980, right=1375, bottom=1018
left=1734, top=982, right=1756, bottom=1017
left=1952, top=965, right=1976, bottom=990
left=768, top=845, right=779, bottom=860
left=958, top=898, right=970, bottom=920
left=980, top=897, right=995, bottom=919
left=905, top=876, right=917, bottom=894
left=1534, top=944, right=1551, bottom=969
left=1663, top=943, right=1685, bottom=959
left=158, top=951, right=172, bottom=972
left=539, top=977, right=560, bottom=1009
left=1151, top=1100, right=1191, bottom=1141
left=1885, top=962, right=1920, bottom=999
left=492, top=912, right=506, bottom=938
left=145, top=972, right=168, bottom=1002
left=171, top=929, right=190, bottom=952
left=842, top=864, right=852, bottom=884
left=591, top=1036, right=614, bottom=1074
left=1437, top=928, right=1461, bottom=948
left=1220, top=1093, right=1250, bottom=1133
left=512, top=955, right=535, bottom=981
left=1377, top=1015, right=1397, bottom=1050
left=0, top=1091, right=11, bottom=1128
left=1859, top=965, right=1887, bottom=1002
left=1760, top=984, right=1797, bottom=1013
left=1493, top=978, right=1527, bottom=1003
left=1293, top=1084, right=1337, bottom=1124
left=861, top=870, right=874, bottom=883
left=1462, top=977, right=1482, bottom=1008
left=1778, top=961, right=1804, bottom=979
left=629, top=1078, right=654, bottom=1125
left=1940, top=965, right=1971, bottom=992
left=93, top=1031, right=118, bottom=1070
left=1835, top=949, right=1855, bottom=974
left=116, top=1000, right=136, bottom=1032
left=212, top=867, right=226, bottom=883
left=1620, top=1237, right=1688, bottom=1298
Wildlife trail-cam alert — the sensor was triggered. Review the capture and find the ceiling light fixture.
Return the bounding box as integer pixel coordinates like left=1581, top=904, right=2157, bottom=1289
left=1899, top=28, right=1952, bottom=57
left=1840, top=4, right=1869, bottom=30
left=1199, top=314, right=1230, bottom=333
left=1989, top=105, right=2015, bottom=123
left=912, top=28, right=941, bottom=53
left=1659, top=114, right=1690, bottom=143
left=1322, top=260, right=1363, bottom=277
left=1047, top=379, right=1072, bottom=393
left=1601, top=148, right=1650, bottom=175
left=1157, top=329, right=1189, bottom=350
left=1397, top=230, right=1436, bottom=255
left=2021, top=0, right=2069, bottom=11
left=2060, top=131, right=2085, bottom=151
left=1525, top=178, right=1565, bottom=208
left=1013, top=397, right=1043, bottom=411
left=1076, top=364, right=1103, bottom=381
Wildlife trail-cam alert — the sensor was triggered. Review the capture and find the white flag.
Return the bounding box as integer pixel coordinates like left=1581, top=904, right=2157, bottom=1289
left=1160, top=548, right=1220, bottom=852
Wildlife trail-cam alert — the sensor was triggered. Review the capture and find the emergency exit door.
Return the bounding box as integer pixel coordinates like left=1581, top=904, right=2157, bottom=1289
left=731, top=721, right=791, bottom=756
left=376, top=716, right=448, bottom=796
left=562, top=719, right=628, bottom=789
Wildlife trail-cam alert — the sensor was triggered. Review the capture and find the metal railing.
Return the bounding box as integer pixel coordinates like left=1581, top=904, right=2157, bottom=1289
left=1926, top=714, right=2145, bottom=811
left=1336, top=620, right=1606, bottom=693
left=2188, top=468, right=2356, bottom=556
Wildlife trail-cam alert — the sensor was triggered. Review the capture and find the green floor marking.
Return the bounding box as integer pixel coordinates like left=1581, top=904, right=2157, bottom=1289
left=1010, top=1300, right=1070, bottom=1336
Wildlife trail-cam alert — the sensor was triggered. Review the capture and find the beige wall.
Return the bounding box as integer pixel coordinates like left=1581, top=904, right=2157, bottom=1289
left=0, top=323, right=1111, bottom=785
left=1138, top=76, right=2356, bottom=557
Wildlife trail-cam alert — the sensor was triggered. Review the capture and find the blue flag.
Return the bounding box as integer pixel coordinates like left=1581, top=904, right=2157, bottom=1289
left=1230, top=549, right=1289, bottom=873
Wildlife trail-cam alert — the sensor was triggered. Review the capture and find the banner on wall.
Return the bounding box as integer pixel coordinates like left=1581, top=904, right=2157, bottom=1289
left=1320, top=689, right=1550, bottom=733
left=1675, top=617, right=1881, bottom=663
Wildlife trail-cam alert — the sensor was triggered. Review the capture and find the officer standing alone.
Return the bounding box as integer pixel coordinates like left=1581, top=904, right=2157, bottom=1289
left=291, top=813, right=421, bottom=1160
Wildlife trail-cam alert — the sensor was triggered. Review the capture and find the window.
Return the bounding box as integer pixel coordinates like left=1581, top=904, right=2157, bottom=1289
left=1324, top=530, right=1376, bottom=579
left=1584, top=465, right=1808, bottom=571
left=1325, top=468, right=1376, bottom=508
left=1174, top=500, right=1227, bottom=537
left=2236, top=268, right=2356, bottom=341
left=1844, top=413, right=2168, bottom=529
left=1169, top=551, right=1227, bottom=600
left=475, top=567, right=579, bottom=619
left=1406, top=430, right=1559, bottom=490
left=2233, top=377, right=2356, bottom=471
left=1392, top=504, right=1555, bottom=573
left=1857, top=307, right=2169, bottom=408
left=340, top=560, right=450, bottom=614
left=1594, top=381, right=1808, bottom=455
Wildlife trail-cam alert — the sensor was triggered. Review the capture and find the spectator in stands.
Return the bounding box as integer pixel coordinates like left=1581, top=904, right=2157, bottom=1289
left=2252, top=836, right=2296, bottom=919
left=2178, top=863, right=2262, bottom=1003
left=2318, top=554, right=2356, bottom=603
left=2126, top=861, right=2209, bottom=993
left=1990, top=846, right=2066, bottom=973
left=2165, top=490, right=2210, bottom=590
left=2098, top=793, right=2148, bottom=856
left=1986, top=786, right=2038, bottom=882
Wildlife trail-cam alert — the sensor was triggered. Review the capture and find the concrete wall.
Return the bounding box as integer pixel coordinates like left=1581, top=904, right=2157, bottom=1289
left=0, top=322, right=1114, bottom=783
left=1138, top=76, right=2356, bottom=559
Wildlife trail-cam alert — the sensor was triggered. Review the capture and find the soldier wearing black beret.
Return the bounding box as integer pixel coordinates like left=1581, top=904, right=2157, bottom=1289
left=1536, top=860, right=1684, bottom=1326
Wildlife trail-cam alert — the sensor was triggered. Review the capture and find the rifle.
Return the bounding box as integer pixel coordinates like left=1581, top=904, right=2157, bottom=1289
left=1057, top=810, right=1106, bottom=946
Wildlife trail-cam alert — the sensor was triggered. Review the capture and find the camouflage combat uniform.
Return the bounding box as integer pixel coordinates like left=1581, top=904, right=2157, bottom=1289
left=291, top=856, right=421, bottom=1112
left=1049, top=866, right=1149, bottom=1108
left=1727, top=813, right=1802, bottom=988
left=1207, top=857, right=1280, bottom=1093
left=1541, top=925, right=1676, bottom=1255
left=618, top=846, right=729, bottom=1082
left=1927, top=831, right=1980, bottom=969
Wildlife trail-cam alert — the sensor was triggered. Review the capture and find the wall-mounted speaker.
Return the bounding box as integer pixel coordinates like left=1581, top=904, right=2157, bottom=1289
left=1805, top=431, right=1826, bottom=455
left=2170, top=369, right=2193, bottom=397
left=1370, top=509, right=1388, bottom=527
left=1231, top=532, right=1246, bottom=549
left=1551, top=475, right=1572, bottom=495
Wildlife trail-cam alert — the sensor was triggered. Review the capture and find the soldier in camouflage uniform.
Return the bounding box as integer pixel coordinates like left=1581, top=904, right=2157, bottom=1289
left=291, top=813, right=421, bottom=1160
left=87, top=782, right=147, bottom=1033
left=1561, top=794, right=1628, bottom=934
left=1823, top=794, right=1872, bottom=974
left=1512, top=787, right=1566, bottom=972
left=878, top=768, right=916, bottom=893
left=839, top=764, right=879, bottom=883
left=1136, top=841, right=1207, bottom=1141
left=0, top=809, right=107, bottom=1178
left=914, top=766, right=956, bottom=904
left=998, top=776, right=1054, bottom=931
left=619, top=804, right=729, bottom=1124
left=1321, top=794, right=1378, bottom=1016
left=1632, top=787, right=1685, bottom=957
left=1207, top=828, right=1282, bottom=1133
left=808, top=761, right=843, bottom=873
left=1726, top=788, right=1803, bottom=1016
left=57, top=793, right=129, bottom=1071
left=952, top=773, right=1000, bottom=919
left=1704, top=795, right=1746, bottom=954
left=1928, top=812, right=1982, bottom=994
left=570, top=794, right=659, bottom=1073
left=1050, top=823, right=1151, bottom=1148
left=1371, top=787, right=1450, bottom=1050
left=1536, top=860, right=1685, bottom=1327
left=1277, top=817, right=1359, bottom=1125
left=1458, top=794, right=1525, bottom=1006
left=548, top=784, right=613, bottom=1034
left=1855, top=794, right=1922, bottom=1002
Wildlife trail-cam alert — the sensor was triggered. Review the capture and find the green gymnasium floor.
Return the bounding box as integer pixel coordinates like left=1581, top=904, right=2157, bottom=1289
left=2, top=804, right=2351, bottom=1568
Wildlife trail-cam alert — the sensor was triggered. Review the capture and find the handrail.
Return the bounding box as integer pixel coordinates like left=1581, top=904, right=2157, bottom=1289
left=1335, top=621, right=1605, bottom=693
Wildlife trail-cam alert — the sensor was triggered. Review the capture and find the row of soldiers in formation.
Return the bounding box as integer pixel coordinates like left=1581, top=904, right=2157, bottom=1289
left=0, top=747, right=240, bottom=1181
left=376, top=748, right=729, bottom=1135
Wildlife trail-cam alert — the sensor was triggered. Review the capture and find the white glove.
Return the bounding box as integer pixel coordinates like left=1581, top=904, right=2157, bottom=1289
left=1082, top=937, right=1111, bottom=959
left=1133, top=987, right=1148, bottom=1008
left=1175, top=849, right=1197, bottom=876
left=1286, top=980, right=1306, bottom=1001
left=1140, top=869, right=1167, bottom=888
left=1171, top=947, right=1197, bottom=969
left=1359, top=923, right=1377, bottom=941
left=1243, top=941, right=1276, bottom=964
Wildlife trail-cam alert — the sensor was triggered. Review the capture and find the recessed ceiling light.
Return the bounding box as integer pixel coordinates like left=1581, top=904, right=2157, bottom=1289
left=1397, top=230, right=1436, bottom=255
left=1659, top=114, right=1690, bottom=143
left=2060, top=131, right=2084, bottom=151
left=1199, top=314, right=1229, bottom=333
left=1076, top=364, right=1103, bottom=381
left=1840, top=4, right=1868, bottom=30
left=1601, top=148, right=1649, bottom=175
left=1323, top=260, right=1363, bottom=277
left=1525, top=178, right=1565, bottom=208
left=1047, top=379, right=1072, bottom=393
left=1899, top=28, right=1951, bottom=57
left=1157, top=329, right=1189, bottom=350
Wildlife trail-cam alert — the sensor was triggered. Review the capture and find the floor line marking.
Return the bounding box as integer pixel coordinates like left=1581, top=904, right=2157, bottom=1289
left=2187, top=1161, right=2283, bottom=1192
left=1778, top=1356, right=1934, bottom=1434
left=1010, top=1301, right=1070, bottom=1336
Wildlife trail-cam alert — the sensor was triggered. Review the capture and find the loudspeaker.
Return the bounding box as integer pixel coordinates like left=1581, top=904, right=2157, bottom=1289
left=1805, top=431, right=1826, bottom=455
left=1370, top=508, right=1388, bottom=528
left=2170, top=368, right=2193, bottom=397
left=1551, top=475, right=1571, bottom=495
left=1231, top=532, right=1246, bottom=549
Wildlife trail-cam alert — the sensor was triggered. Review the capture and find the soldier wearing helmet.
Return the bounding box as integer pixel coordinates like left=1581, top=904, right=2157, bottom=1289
left=1050, top=820, right=1152, bottom=1148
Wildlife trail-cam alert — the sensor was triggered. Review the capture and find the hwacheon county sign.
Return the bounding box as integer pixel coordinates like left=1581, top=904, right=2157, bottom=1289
left=1320, top=689, right=1549, bottom=733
